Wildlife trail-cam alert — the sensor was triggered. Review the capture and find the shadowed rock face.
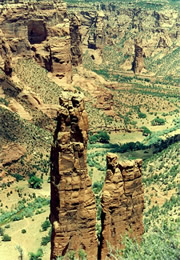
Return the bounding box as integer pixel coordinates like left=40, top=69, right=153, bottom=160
left=101, top=153, right=144, bottom=259
left=132, top=40, right=145, bottom=74
left=28, top=20, right=47, bottom=44
left=50, top=92, right=98, bottom=260
left=70, top=14, right=82, bottom=66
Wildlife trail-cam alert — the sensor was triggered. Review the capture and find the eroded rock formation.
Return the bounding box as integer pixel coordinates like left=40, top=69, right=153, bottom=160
left=68, top=2, right=180, bottom=75
left=69, top=14, right=82, bottom=66
left=0, top=0, right=82, bottom=83
left=50, top=95, right=144, bottom=259
left=50, top=92, right=98, bottom=260
left=101, top=153, right=144, bottom=259
left=0, top=143, right=26, bottom=167
left=132, top=40, right=145, bottom=74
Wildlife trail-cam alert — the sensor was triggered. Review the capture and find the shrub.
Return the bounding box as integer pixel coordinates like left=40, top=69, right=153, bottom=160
left=16, top=245, right=23, bottom=260
left=89, top=131, right=110, bottom=144
left=41, top=219, right=50, bottom=232
left=98, top=131, right=110, bottom=143
left=66, top=251, right=76, bottom=260
left=138, top=112, right=147, bottom=118
left=92, top=182, right=103, bottom=194
left=151, top=117, right=166, bottom=126
left=21, top=229, right=26, bottom=234
left=5, top=224, right=10, bottom=229
left=12, top=214, right=24, bottom=221
left=0, top=97, right=9, bottom=106
left=0, top=227, right=4, bottom=236
left=141, top=126, right=151, bottom=136
left=41, top=229, right=51, bottom=246
left=78, top=249, right=87, bottom=260
left=12, top=173, right=24, bottom=182
left=89, top=134, right=99, bottom=144
left=29, top=248, right=43, bottom=260
left=28, top=176, right=43, bottom=189
left=2, top=234, right=11, bottom=241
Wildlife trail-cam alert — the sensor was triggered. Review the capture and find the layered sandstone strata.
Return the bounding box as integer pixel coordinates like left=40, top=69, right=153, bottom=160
left=50, top=92, right=97, bottom=260
left=0, top=0, right=82, bottom=83
left=69, top=14, right=82, bottom=66
left=68, top=2, right=180, bottom=75
left=101, top=153, right=144, bottom=259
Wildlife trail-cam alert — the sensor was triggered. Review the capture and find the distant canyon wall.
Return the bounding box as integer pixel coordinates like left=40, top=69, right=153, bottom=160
left=1, top=1, right=179, bottom=77
left=0, top=0, right=82, bottom=82
left=68, top=1, right=180, bottom=74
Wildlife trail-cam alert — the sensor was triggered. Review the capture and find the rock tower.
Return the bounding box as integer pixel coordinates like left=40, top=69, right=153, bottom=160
left=50, top=92, right=98, bottom=260
left=101, top=153, right=144, bottom=259
left=132, top=40, right=145, bottom=74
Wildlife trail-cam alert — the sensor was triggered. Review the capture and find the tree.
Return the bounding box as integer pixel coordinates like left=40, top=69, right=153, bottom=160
left=41, top=219, right=50, bottom=231
left=29, top=248, right=43, bottom=260
left=89, top=131, right=110, bottom=144
left=2, top=234, right=11, bottom=241
left=141, top=126, right=151, bottom=136
left=138, top=112, right=147, bottom=118
left=151, top=117, right=166, bottom=126
left=98, top=131, right=110, bottom=143
left=28, top=176, right=43, bottom=189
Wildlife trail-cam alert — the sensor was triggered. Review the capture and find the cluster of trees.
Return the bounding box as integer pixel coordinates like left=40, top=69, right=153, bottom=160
left=151, top=117, right=166, bottom=126
left=89, top=131, right=110, bottom=144
left=28, top=175, right=43, bottom=189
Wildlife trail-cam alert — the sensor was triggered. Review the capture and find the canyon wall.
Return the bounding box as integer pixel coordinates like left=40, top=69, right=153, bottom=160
left=101, top=153, right=144, bottom=259
left=0, top=0, right=82, bottom=82
left=68, top=2, right=180, bottom=75
left=50, top=92, right=98, bottom=260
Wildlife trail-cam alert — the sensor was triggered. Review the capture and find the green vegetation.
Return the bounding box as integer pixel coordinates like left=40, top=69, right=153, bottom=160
left=21, top=229, right=27, bottom=234
left=0, top=97, right=9, bottom=106
left=0, top=227, right=4, bottom=236
left=29, top=248, right=43, bottom=260
left=141, top=126, right=151, bottom=136
left=28, top=176, right=43, bottom=189
left=41, top=218, right=50, bottom=232
left=109, top=219, right=180, bottom=260
left=0, top=196, right=50, bottom=225
left=89, top=131, right=110, bottom=144
left=41, top=229, right=51, bottom=246
left=151, top=117, right=166, bottom=126
left=92, top=181, right=103, bottom=194
left=138, top=112, right=147, bottom=119
left=2, top=234, right=11, bottom=241
left=78, top=249, right=87, bottom=260
left=56, top=249, right=87, bottom=260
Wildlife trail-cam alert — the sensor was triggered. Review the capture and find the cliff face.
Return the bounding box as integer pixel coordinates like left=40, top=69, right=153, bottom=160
left=50, top=92, right=98, bottom=259
left=101, top=153, right=144, bottom=259
left=68, top=2, right=180, bottom=75
left=69, top=14, right=82, bottom=66
left=0, top=0, right=82, bottom=83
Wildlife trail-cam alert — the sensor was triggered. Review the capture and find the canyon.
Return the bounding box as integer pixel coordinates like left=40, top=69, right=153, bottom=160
left=0, top=0, right=179, bottom=259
